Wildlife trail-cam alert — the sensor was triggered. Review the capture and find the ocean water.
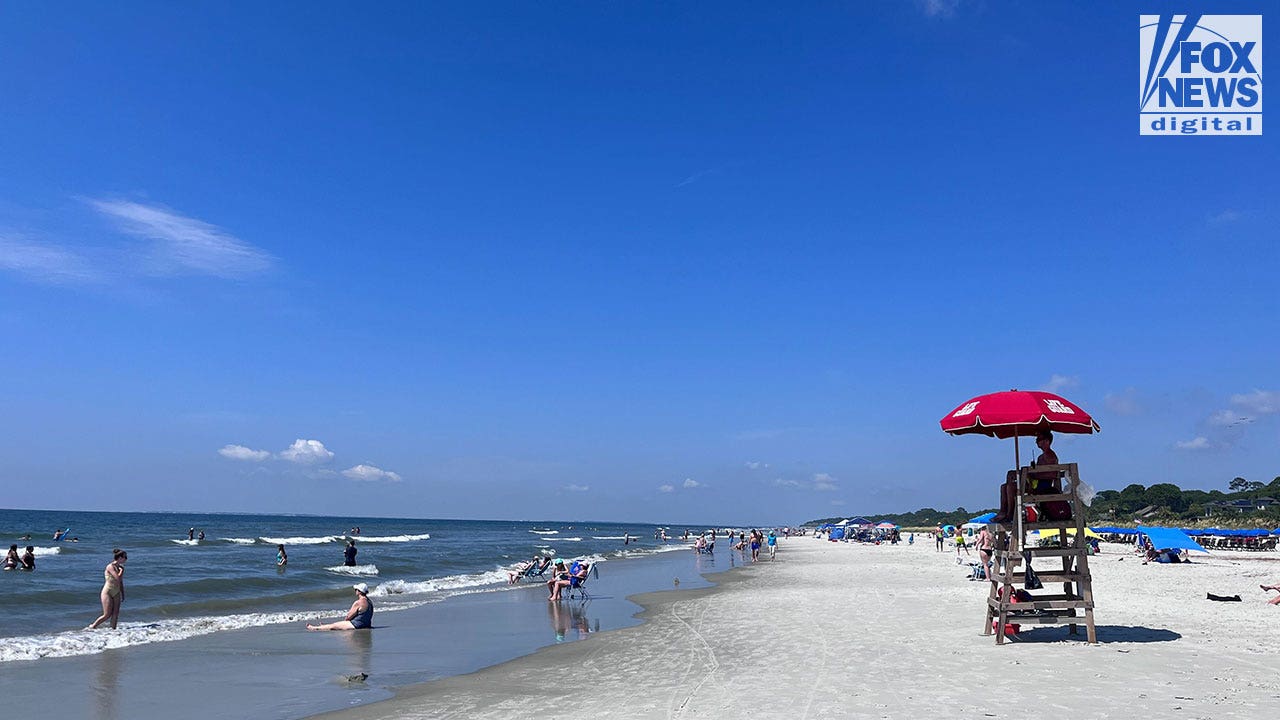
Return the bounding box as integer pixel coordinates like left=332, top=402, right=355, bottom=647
left=0, top=508, right=697, bottom=662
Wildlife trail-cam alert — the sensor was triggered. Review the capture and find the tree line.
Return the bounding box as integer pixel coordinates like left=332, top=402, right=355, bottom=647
left=807, top=475, right=1280, bottom=529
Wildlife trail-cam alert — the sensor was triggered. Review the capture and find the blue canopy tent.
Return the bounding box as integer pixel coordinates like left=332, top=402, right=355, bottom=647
left=969, top=512, right=997, bottom=524
left=828, top=527, right=846, bottom=541
left=1136, top=526, right=1208, bottom=554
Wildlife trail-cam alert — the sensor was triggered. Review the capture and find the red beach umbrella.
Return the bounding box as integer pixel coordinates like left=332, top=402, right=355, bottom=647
left=939, top=389, right=1100, bottom=468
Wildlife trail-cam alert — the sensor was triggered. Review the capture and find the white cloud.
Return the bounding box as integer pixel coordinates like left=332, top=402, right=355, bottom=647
left=1104, top=388, right=1142, bottom=416
left=919, top=0, right=960, bottom=18
left=1209, top=209, right=1242, bottom=224
left=278, top=439, right=334, bottom=464
left=812, top=473, right=839, bottom=492
left=1207, top=409, right=1253, bottom=427
left=218, top=444, right=270, bottom=461
left=773, top=478, right=802, bottom=488
left=1231, top=389, right=1280, bottom=416
left=563, top=484, right=590, bottom=492
left=658, top=484, right=675, bottom=493
left=341, top=464, right=402, bottom=482
left=683, top=478, right=700, bottom=489
left=745, top=461, right=769, bottom=470
left=1040, top=374, right=1080, bottom=393
left=0, top=236, right=101, bottom=284
left=1175, top=436, right=1211, bottom=450
left=89, top=199, right=272, bottom=278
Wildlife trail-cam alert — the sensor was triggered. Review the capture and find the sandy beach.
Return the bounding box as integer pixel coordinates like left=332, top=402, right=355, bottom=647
left=316, top=537, right=1280, bottom=720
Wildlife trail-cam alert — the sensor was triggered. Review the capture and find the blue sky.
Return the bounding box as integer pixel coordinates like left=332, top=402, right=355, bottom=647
left=1, top=2, right=1275, bottom=525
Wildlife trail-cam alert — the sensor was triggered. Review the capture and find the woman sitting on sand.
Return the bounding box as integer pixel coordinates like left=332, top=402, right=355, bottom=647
left=307, top=583, right=374, bottom=630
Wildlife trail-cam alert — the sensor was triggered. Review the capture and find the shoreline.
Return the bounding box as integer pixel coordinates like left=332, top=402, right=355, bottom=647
left=310, top=550, right=756, bottom=720
left=310, top=538, right=1280, bottom=720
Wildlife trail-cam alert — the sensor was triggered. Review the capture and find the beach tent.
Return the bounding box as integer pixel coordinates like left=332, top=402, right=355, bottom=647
left=875, top=522, right=898, bottom=529
left=829, top=527, right=846, bottom=541
left=959, top=522, right=986, bottom=536
left=1136, top=526, right=1208, bottom=554
left=847, top=517, right=874, bottom=527
left=968, top=512, right=997, bottom=524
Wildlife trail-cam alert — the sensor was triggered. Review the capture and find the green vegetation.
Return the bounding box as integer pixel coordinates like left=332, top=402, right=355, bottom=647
left=806, top=476, right=1280, bottom=529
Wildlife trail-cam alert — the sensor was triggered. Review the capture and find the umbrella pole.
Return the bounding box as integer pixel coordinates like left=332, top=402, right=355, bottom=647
left=1014, top=427, right=1021, bottom=470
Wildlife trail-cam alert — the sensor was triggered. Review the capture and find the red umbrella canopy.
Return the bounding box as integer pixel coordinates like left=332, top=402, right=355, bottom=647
left=940, top=390, right=1100, bottom=439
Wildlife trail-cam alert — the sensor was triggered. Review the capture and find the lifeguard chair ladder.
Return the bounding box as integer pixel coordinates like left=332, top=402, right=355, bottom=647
left=985, top=462, right=1097, bottom=644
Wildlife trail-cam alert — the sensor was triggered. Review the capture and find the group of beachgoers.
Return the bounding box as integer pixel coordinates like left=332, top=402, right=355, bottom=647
left=502, top=555, right=592, bottom=601
left=4, top=544, right=36, bottom=571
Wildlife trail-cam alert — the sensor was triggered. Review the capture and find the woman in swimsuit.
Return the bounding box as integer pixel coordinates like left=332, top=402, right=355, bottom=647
left=276, top=544, right=288, bottom=567
left=307, top=583, right=374, bottom=630
left=975, top=526, right=996, bottom=583
left=88, top=549, right=128, bottom=630
left=4, top=544, right=19, bottom=570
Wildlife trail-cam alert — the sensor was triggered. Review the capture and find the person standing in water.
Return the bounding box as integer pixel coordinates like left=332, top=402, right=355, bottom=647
left=276, top=544, right=288, bottom=566
left=88, top=549, right=128, bottom=630
left=343, top=539, right=358, bottom=567
left=20, top=546, right=35, bottom=570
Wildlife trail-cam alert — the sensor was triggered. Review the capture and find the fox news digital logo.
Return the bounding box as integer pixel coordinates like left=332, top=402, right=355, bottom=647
left=1140, top=14, right=1262, bottom=135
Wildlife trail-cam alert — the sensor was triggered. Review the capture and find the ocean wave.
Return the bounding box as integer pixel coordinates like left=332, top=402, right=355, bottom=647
left=591, top=536, right=628, bottom=540
left=0, top=600, right=430, bottom=663
left=259, top=535, right=342, bottom=545
left=220, top=538, right=257, bottom=545
left=346, top=533, right=431, bottom=543
left=558, top=537, right=583, bottom=542
left=528, top=530, right=559, bottom=535
left=373, top=567, right=512, bottom=597
left=170, top=539, right=200, bottom=546
left=325, top=564, right=379, bottom=576
left=31, top=546, right=61, bottom=556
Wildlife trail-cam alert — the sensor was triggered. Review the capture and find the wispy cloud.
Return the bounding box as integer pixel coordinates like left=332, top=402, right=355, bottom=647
left=772, top=473, right=839, bottom=492
left=0, top=236, right=102, bottom=284
left=342, top=464, right=402, bottom=482
left=279, top=439, right=335, bottom=464
left=675, top=168, right=721, bottom=188
left=1207, top=409, right=1253, bottom=427
left=683, top=478, right=701, bottom=489
left=811, top=472, right=839, bottom=492
left=1174, top=436, right=1212, bottom=451
left=658, top=484, right=675, bottom=493
left=218, top=444, right=271, bottom=461
left=89, top=199, right=272, bottom=278
left=1104, top=388, right=1142, bottom=416
left=919, top=0, right=961, bottom=18
left=563, top=484, right=590, bottom=492
left=1208, top=209, right=1242, bottom=224
left=744, top=461, right=769, bottom=470
left=1231, top=389, right=1280, bottom=416
left=1040, top=374, right=1080, bottom=393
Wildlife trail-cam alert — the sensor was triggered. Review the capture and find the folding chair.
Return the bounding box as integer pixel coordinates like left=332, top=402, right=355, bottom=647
left=566, top=562, right=599, bottom=601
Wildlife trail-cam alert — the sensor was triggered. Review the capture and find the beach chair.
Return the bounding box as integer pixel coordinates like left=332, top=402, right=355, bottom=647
left=565, top=562, right=598, bottom=601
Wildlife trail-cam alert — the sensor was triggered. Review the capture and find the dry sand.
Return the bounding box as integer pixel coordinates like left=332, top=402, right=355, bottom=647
left=314, top=537, right=1280, bottom=720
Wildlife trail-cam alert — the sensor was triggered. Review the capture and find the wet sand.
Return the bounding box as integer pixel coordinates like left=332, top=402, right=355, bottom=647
left=313, top=537, right=1280, bottom=720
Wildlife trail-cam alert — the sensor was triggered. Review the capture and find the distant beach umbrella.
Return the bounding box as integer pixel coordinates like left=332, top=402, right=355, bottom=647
left=940, top=389, right=1100, bottom=468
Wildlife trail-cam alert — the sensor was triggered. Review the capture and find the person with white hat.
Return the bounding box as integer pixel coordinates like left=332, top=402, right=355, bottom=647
left=306, top=583, right=374, bottom=631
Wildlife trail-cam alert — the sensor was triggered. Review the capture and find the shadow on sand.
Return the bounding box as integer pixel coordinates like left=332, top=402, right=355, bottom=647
left=1012, top=624, right=1181, bottom=644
